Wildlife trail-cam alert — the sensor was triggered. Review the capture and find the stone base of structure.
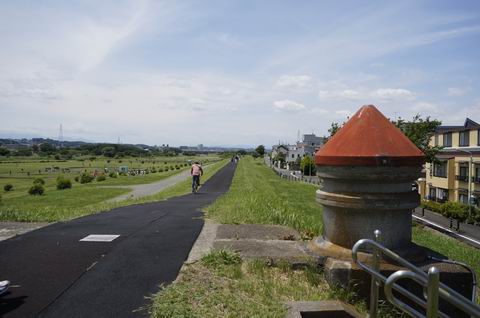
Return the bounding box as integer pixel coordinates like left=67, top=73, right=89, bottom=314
left=309, top=237, right=429, bottom=264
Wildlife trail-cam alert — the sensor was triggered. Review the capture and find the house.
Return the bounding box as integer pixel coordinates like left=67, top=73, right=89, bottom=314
left=422, top=118, right=480, bottom=206
left=285, top=134, right=325, bottom=168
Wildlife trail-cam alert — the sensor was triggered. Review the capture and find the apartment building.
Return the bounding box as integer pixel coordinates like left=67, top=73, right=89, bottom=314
left=423, top=118, right=480, bottom=207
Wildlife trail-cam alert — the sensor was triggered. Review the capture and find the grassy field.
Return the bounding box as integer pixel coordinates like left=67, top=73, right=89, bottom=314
left=207, top=156, right=321, bottom=238
left=0, top=155, right=221, bottom=222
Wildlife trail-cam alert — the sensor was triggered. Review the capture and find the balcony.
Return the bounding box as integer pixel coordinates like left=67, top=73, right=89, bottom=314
left=455, top=175, right=470, bottom=182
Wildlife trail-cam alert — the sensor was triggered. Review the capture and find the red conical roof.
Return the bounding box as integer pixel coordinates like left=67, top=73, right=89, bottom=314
left=315, top=105, right=425, bottom=166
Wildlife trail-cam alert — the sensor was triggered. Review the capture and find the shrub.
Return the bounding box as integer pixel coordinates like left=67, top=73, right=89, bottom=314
left=74, top=176, right=79, bottom=182
left=28, top=184, right=45, bottom=195
left=80, top=173, right=94, bottom=184
left=96, top=175, right=106, bottom=182
left=4, top=184, right=13, bottom=192
left=158, top=168, right=164, bottom=172
left=421, top=200, right=443, bottom=213
left=441, top=201, right=469, bottom=222
left=56, top=177, right=72, bottom=190
left=169, top=165, right=174, bottom=170
left=176, top=165, right=180, bottom=170
left=165, top=167, right=169, bottom=171
left=108, top=172, right=117, bottom=178
left=33, top=178, right=45, bottom=185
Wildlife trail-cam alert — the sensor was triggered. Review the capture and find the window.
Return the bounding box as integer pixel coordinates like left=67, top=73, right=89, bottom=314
left=459, top=193, right=468, bottom=204
left=459, top=164, right=468, bottom=177
left=434, top=134, right=439, bottom=146
left=459, top=131, right=470, bottom=147
left=429, top=187, right=436, bottom=200
left=457, top=163, right=469, bottom=182
left=437, top=188, right=449, bottom=202
left=443, top=132, right=452, bottom=147
left=433, top=161, right=447, bottom=178
left=291, top=154, right=294, bottom=158
left=478, top=130, right=480, bottom=146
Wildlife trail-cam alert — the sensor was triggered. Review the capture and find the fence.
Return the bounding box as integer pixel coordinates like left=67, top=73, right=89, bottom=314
left=352, top=230, right=480, bottom=318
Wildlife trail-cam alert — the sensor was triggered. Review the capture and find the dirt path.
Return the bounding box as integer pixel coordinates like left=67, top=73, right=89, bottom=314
left=105, top=169, right=192, bottom=203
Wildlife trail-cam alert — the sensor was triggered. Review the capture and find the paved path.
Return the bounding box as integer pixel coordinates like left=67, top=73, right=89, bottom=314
left=413, top=207, right=480, bottom=248
left=105, top=169, right=192, bottom=203
left=0, top=162, right=236, bottom=318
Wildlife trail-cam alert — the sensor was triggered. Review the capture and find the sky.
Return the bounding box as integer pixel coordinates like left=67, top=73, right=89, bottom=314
left=1, top=0, right=480, bottom=147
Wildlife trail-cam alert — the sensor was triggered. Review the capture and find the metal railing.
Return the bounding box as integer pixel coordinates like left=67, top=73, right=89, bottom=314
left=352, top=230, right=480, bottom=318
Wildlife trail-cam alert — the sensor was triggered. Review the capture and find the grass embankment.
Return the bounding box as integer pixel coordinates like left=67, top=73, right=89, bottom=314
left=207, top=157, right=321, bottom=238
left=150, top=250, right=368, bottom=318
left=151, top=156, right=480, bottom=317
left=0, top=156, right=224, bottom=222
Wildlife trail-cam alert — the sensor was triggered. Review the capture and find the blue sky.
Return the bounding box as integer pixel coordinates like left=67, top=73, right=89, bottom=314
left=1, top=0, right=479, bottom=147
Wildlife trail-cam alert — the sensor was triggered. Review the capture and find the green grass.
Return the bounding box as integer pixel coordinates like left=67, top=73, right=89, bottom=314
left=0, top=186, right=130, bottom=222
left=150, top=250, right=368, bottom=318
left=206, top=156, right=321, bottom=238
left=0, top=155, right=224, bottom=222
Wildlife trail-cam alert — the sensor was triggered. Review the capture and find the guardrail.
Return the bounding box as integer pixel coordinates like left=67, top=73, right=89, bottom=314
left=352, top=230, right=480, bottom=318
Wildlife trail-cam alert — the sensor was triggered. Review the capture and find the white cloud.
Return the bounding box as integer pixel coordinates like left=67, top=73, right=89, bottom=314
left=412, top=102, right=437, bottom=112
left=273, top=100, right=306, bottom=111
left=318, top=88, right=415, bottom=101
left=447, top=87, right=466, bottom=97
left=275, top=75, right=312, bottom=89
left=371, top=88, right=415, bottom=100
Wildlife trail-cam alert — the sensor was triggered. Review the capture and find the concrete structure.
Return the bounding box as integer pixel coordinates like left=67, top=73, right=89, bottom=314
left=423, top=118, right=480, bottom=207
left=310, top=106, right=474, bottom=318
left=313, top=105, right=424, bottom=251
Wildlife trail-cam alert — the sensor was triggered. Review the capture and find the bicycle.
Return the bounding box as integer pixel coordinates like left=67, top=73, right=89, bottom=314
left=192, top=176, right=200, bottom=194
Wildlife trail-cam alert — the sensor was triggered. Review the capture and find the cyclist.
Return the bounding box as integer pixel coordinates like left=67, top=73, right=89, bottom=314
left=191, top=161, right=203, bottom=193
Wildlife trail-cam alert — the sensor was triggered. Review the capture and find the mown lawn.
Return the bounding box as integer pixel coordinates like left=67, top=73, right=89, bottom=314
left=206, top=156, right=321, bottom=238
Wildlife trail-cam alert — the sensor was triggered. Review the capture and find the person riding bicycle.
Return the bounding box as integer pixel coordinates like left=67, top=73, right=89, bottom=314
left=191, top=161, right=203, bottom=193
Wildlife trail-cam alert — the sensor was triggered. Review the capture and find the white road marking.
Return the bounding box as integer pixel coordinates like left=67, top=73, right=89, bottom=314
left=412, top=215, right=480, bottom=247
left=80, top=234, right=120, bottom=242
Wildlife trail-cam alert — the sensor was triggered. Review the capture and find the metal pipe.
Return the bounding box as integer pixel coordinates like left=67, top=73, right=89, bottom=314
left=369, top=230, right=381, bottom=318
left=426, top=267, right=440, bottom=318
left=353, top=238, right=480, bottom=317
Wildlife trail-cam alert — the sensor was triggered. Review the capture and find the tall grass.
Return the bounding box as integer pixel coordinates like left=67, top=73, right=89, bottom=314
left=206, top=157, right=321, bottom=237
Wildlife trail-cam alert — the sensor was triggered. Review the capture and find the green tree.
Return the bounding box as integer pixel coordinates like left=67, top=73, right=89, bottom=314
left=273, top=152, right=286, bottom=163
left=393, top=114, right=442, bottom=163
left=39, top=142, right=56, bottom=154
left=255, top=145, right=266, bottom=157
left=300, top=156, right=316, bottom=176
left=102, top=146, right=116, bottom=158
left=0, top=147, right=10, bottom=156
left=327, top=121, right=346, bottom=141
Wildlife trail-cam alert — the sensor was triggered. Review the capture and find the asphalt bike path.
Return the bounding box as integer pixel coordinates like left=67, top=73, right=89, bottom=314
left=0, top=162, right=236, bottom=318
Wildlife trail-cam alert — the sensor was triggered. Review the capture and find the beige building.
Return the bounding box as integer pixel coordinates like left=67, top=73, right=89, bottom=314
left=422, top=118, right=480, bottom=207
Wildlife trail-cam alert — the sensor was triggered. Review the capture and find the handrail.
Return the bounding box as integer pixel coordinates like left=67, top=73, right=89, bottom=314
left=352, top=231, right=480, bottom=318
